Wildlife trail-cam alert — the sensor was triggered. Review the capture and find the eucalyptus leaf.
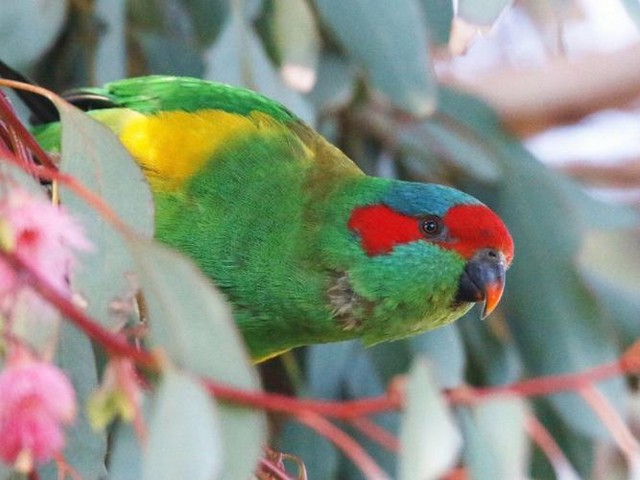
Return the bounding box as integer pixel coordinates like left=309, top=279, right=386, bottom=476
left=457, top=0, right=512, bottom=25
left=398, top=358, right=461, bottom=480
left=204, top=10, right=314, bottom=122
left=38, top=323, right=107, bottom=480
left=438, top=87, right=627, bottom=438
left=458, top=312, right=521, bottom=387
left=314, top=0, right=436, bottom=116
left=419, top=0, right=454, bottom=45
left=128, top=237, right=267, bottom=480
left=272, top=0, right=320, bottom=92
left=399, top=120, right=502, bottom=184
left=54, top=102, right=154, bottom=326
left=179, top=0, right=230, bottom=46
left=306, top=54, right=356, bottom=111
left=471, top=396, right=529, bottom=479
left=0, top=0, right=67, bottom=68
left=136, top=32, right=205, bottom=78
left=94, top=0, right=126, bottom=83
left=409, top=324, right=465, bottom=389
left=143, top=370, right=222, bottom=480
left=343, top=351, right=397, bottom=478
left=109, top=420, right=143, bottom=480
left=308, top=340, right=359, bottom=398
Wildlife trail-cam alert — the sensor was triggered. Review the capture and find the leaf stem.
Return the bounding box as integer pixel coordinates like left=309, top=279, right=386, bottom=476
left=0, top=90, right=56, bottom=169
left=349, top=417, right=399, bottom=452
left=294, top=411, right=390, bottom=480
left=0, top=250, right=157, bottom=368
left=578, top=384, right=640, bottom=462
left=525, top=414, right=579, bottom=480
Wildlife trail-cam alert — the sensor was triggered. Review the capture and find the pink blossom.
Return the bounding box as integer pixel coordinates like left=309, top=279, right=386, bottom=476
left=0, top=187, right=90, bottom=316
left=0, top=352, right=76, bottom=468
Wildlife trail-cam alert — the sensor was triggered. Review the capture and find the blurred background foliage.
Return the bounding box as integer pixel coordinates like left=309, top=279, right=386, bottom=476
left=3, top=0, right=640, bottom=478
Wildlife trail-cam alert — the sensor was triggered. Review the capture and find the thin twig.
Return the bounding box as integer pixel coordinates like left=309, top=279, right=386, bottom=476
left=579, top=385, right=640, bottom=463
left=349, top=417, right=399, bottom=452
left=295, top=411, right=390, bottom=480
left=526, top=414, right=580, bottom=480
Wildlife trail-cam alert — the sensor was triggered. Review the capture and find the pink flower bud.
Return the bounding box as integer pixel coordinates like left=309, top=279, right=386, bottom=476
left=0, top=187, right=91, bottom=301
left=0, top=353, right=76, bottom=468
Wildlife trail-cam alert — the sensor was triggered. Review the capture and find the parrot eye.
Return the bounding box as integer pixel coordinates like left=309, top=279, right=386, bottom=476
left=420, top=215, right=442, bottom=237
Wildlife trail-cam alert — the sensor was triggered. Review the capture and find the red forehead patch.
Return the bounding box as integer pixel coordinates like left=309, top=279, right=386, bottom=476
left=442, top=204, right=514, bottom=264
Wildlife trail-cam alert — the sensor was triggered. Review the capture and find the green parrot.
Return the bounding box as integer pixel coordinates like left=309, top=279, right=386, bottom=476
left=4, top=71, right=514, bottom=362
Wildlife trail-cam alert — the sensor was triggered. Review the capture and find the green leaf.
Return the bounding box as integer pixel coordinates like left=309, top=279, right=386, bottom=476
left=108, top=420, right=143, bottom=480
left=135, top=32, right=205, bottom=77
left=0, top=0, right=67, bottom=68
left=55, top=103, right=154, bottom=326
left=419, top=0, right=454, bottom=45
left=179, top=0, right=230, bottom=46
left=128, top=238, right=267, bottom=480
left=272, top=0, right=320, bottom=92
left=582, top=272, right=640, bottom=350
left=143, top=371, right=222, bottom=480
left=579, top=230, right=640, bottom=292
left=437, top=87, right=627, bottom=438
left=204, top=10, right=314, bottom=122
left=314, top=0, right=436, bottom=116
left=306, top=54, right=356, bottom=111
left=458, top=313, right=521, bottom=386
left=279, top=420, right=339, bottom=479
left=409, top=324, right=465, bottom=389
left=398, top=358, right=461, bottom=480
left=457, top=0, right=511, bottom=25
left=308, top=341, right=359, bottom=398
left=399, top=120, right=502, bottom=183
left=39, top=323, right=107, bottom=480
left=94, top=0, right=126, bottom=83
left=496, top=148, right=626, bottom=437
left=531, top=399, right=590, bottom=479
left=470, top=397, right=529, bottom=479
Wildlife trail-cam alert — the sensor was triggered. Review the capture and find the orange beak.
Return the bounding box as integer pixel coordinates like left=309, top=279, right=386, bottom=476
left=480, top=277, right=506, bottom=319
left=455, top=249, right=508, bottom=319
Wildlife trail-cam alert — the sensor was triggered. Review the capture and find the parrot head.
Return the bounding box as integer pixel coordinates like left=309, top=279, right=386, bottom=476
left=327, top=179, right=514, bottom=344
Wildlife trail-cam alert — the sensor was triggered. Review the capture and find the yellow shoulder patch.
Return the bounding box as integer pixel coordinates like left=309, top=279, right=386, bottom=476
left=102, top=109, right=283, bottom=191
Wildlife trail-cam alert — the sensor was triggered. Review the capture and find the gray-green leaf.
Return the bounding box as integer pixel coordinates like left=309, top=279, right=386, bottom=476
left=314, top=0, right=436, bottom=116
left=143, top=370, right=222, bottom=480
left=55, top=102, right=154, bottom=326
left=398, top=358, right=461, bottom=480
left=128, top=237, right=267, bottom=480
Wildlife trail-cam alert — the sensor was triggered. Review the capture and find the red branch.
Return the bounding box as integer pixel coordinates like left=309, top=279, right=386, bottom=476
left=1, top=149, right=131, bottom=233
left=6, top=242, right=640, bottom=425
left=469, top=362, right=623, bottom=399
left=0, top=250, right=157, bottom=368
left=203, top=379, right=400, bottom=419
left=258, top=458, right=294, bottom=480
left=0, top=91, right=56, bottom=169
left=578, top=385, right=640, bottom=460
left=295, top=411, right=390, bottom=480
left=526, top=414, right=578, bottom=477
left=349, top=417, right=399, bottom=452
left=0, top=247, right=401, bottom=419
